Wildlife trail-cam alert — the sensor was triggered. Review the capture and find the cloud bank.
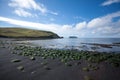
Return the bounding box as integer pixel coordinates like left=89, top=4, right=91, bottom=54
left=0, top=11, right=120, bottom=37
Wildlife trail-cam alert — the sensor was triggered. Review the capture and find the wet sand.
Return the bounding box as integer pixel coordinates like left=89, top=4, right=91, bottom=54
left=0, top=38, right=120, bottom=80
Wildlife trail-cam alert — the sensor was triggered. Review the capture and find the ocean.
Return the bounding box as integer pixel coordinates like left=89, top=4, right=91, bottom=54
left=28, top=38, right=120, bottom=53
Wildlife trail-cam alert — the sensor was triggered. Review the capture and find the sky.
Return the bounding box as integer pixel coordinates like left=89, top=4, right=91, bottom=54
left=0, top=0, right=120, bottom=38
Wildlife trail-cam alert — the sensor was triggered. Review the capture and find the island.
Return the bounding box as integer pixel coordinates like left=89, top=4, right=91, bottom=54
left=0, top=28, right=60, bottom=39
left=69, top=36, right=78, bottom=38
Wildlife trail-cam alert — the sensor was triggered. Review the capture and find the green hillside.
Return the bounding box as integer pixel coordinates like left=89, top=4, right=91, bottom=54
left=0, top=28, right=60, bottom=38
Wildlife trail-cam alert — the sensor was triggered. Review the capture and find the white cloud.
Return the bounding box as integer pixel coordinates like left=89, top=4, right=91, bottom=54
left=14, top=8, right=32, bottom=17
left=87, top=11, right=120, bottom=36
left=9, top=0, right=47, bottom=13
left=49, top=11, right=58, bottom=15
left=76, top=21, right=87, bottom=30
left=102, top=0, right=120, bottom=6
left=93, top=26, right=120, bottom=35
left=8, top=0, right=58, bottom=17
left=0, top=11, right=120, bottom=37
left=87, top=18, right=111, bottom=28
left=87, top=11, right=120, bottom=28
left=0, top=16, right=59, bottom=31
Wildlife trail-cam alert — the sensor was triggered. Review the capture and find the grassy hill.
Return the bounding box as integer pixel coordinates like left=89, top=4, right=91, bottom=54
left=0, top=28, right=60, bottom=38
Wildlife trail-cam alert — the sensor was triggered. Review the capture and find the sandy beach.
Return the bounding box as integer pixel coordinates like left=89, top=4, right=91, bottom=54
left=0, top=38, right=120, bottom=80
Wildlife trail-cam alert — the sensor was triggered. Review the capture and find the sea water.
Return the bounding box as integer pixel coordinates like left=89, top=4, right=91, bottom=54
left=28, top=38, right=120, bottom=53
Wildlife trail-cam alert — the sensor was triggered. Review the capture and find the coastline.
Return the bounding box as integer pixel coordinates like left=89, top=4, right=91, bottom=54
left=0, top=38, right=120, bottom=80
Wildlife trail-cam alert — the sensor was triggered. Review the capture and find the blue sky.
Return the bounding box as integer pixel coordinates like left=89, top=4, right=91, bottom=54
left=0, top=0, right=120, bottom=38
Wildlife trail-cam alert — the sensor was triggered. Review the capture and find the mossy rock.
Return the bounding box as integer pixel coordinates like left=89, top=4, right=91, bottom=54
left=11, top=59, right=21, bottom=62
left=82, top=67, right=89, bottom=72
left=41, top=62, right=48, bottom=65
left=84, top=75, right=93, bottom=80
left=17, top=66, right=24, bottom=71
left=30, top=56, right=35, bottom=60
left=44, top=66, right=51, bottom=70
left=11, top=51, right=17, bottom=54
left=92, top=66, right=99, bottom=71
left=65, top=63, right=72, bottom=67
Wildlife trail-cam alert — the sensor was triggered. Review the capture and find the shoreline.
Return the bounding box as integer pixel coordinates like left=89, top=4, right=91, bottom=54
left=0, top=38, right=120, bottom=80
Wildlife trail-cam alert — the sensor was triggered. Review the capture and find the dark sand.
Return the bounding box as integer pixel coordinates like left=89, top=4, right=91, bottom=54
left=0, top=38, right=120, bottom=80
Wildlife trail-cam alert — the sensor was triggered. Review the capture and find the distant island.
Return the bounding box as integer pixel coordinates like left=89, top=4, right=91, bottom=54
left=0, top=28, right=60, bottom=39
left=69, top=36, right=78, bottom=38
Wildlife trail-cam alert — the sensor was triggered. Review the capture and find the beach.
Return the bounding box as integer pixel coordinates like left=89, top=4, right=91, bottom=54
left=0, top=38, right=120, bottom=80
